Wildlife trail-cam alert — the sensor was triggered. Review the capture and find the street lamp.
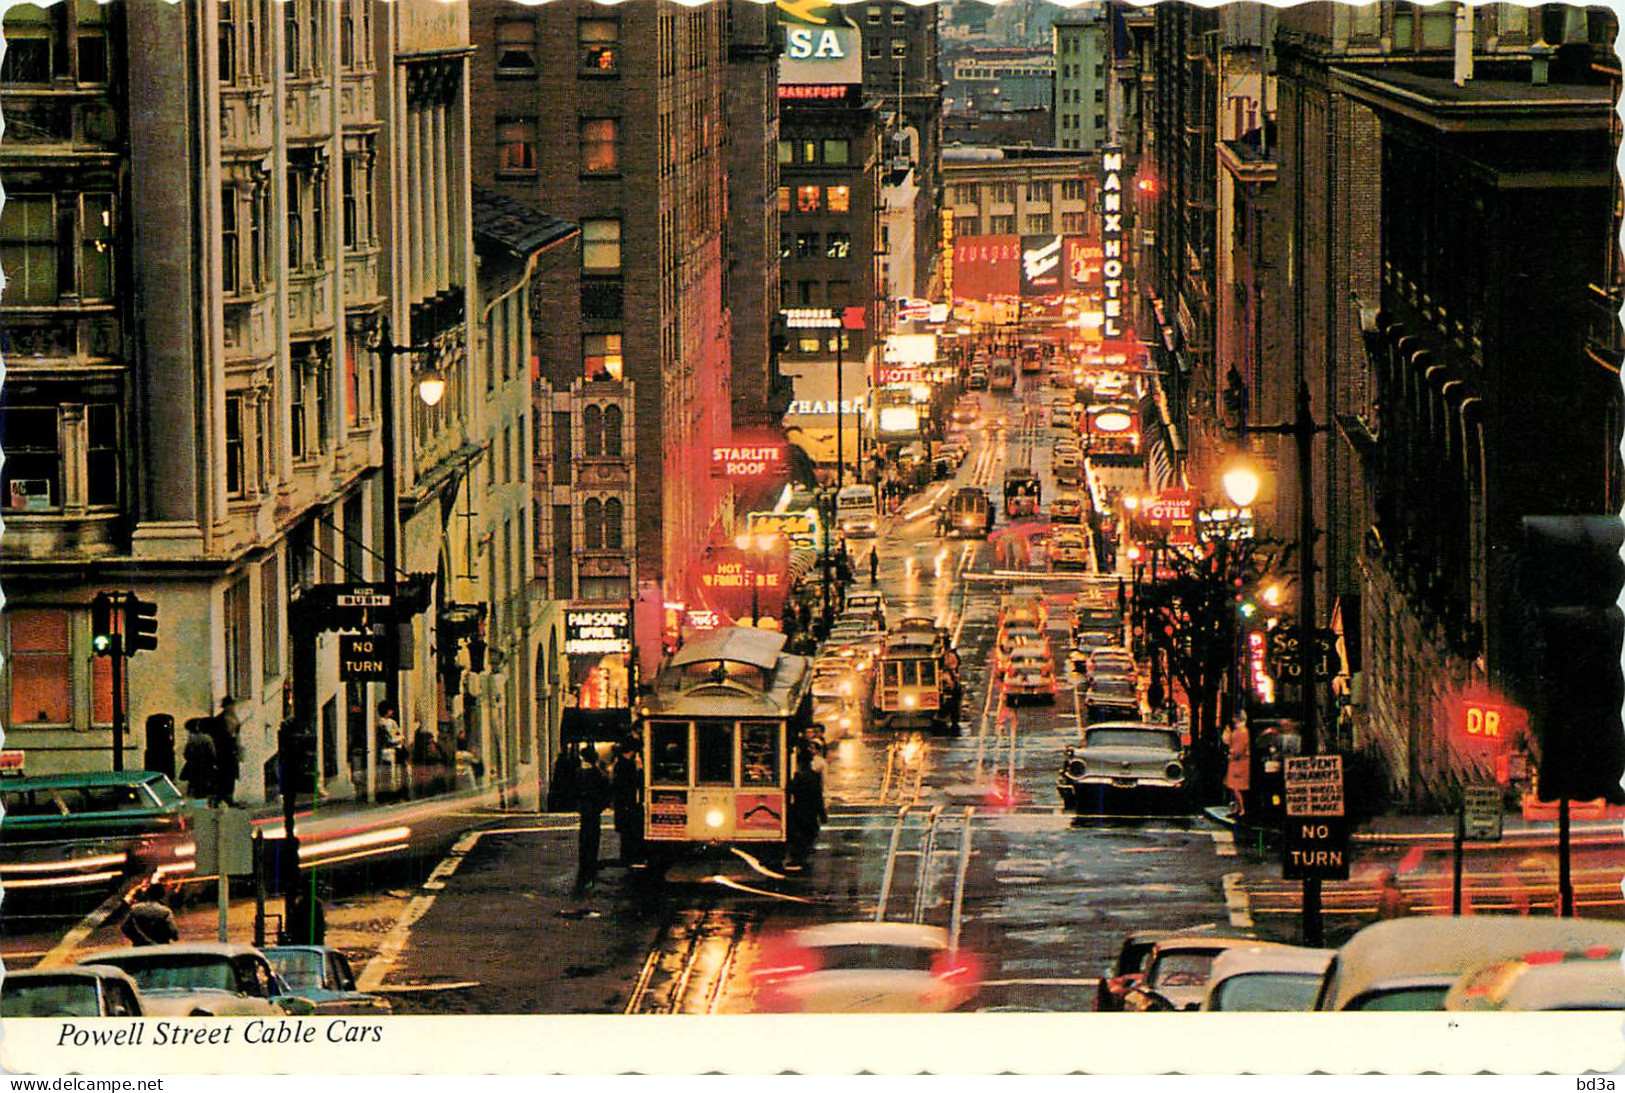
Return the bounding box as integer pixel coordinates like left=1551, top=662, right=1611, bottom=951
left=735, top=532, right=777, bottom=628
left=1226, top=379, right=1329, bottom=947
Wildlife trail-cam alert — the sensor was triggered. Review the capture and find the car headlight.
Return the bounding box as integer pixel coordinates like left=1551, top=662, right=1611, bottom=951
left=1164, top=762, right=1184, bottom=781
left=1066, top=759, right=1086, bottom=778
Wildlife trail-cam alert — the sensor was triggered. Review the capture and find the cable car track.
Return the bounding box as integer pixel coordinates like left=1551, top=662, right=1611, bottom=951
left=624, top=903, right=753, bottom=1015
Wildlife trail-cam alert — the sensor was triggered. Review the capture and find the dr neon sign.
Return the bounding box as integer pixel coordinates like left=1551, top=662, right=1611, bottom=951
left=1101, top=150, right=1125, bottom=339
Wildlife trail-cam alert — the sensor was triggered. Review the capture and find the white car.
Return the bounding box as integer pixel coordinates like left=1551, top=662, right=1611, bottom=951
left=753, top=922, right=979, bottom=1013
left=1445, top=949, right=1625, bottom=1011
left=78, top=943, right=293, bottom=1017
left=1059, top=722, right=1185, bottom=809
left=1202, top=946, right=1335, bottom=1011
left=3, top=966, right=145, bottom=1017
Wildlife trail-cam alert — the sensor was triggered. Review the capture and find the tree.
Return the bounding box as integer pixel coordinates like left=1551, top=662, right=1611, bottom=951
left=1137, top=531, right=1256, bottom=802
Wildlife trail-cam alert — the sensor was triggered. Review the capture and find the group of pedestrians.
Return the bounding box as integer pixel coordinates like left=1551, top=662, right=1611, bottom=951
left=572, top=736, right=645, bottom=898
left=179, top=697, right=243, bottom=806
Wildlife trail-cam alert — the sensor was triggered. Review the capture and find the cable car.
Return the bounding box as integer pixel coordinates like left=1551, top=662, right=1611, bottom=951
left=873, top=626, right=960, bottom=735
left=640, top=628, right=814, bottom=855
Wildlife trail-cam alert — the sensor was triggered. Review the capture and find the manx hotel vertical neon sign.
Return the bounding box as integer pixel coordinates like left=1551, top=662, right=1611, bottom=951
left=1100, top=150, right=1124, bottom=339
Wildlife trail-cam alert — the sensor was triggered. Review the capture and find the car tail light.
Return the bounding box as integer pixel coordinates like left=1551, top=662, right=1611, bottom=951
left=931, top=950, right=983, bottom=988
left=754, top=939, right=822, bottom=986
left=1520, top=950, right=1565, bottom=966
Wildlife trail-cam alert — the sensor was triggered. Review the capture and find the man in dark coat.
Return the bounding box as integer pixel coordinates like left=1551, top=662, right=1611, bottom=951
left=206, top=709, right=240, bottom=806
left=785, top=745, right=827, bottom=870
left=180, top=718, right=217, bottom=801
left=573, top=746, right=610, bottom=897
left=611, top=740, right=644, bottom=868
left=122, top=884, right=179, bottom=946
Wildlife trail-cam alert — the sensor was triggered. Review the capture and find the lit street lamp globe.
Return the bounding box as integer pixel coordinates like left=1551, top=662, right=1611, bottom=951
left=418, top=372, right=447, bottom=407
left=1222, top=466, right=1261, bottom=508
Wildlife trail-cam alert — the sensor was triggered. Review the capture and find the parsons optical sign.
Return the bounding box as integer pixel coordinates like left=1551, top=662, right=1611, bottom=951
left=565, top=608, right=631, bottom=656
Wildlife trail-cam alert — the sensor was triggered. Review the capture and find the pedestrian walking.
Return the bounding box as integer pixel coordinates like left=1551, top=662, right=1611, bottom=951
left=121, top=884, right=179, bottom=946
left=1374, top=868, right=1412, bottom=921
left=207, top=707, right=241, bottom=806
left=785, top=744, right=827, bottom=870
left=612, top=738, right=644, bottom=868
left=288, top=880, right=329, bottom=945
left=573, top=746, right=610, bottom=897
left=179, top=718, right=218, bottom=801
left=1224, top=718, right=1252, bottom=819
left=870, top=547, right=880, bottom=584
left=376, top=702, right=405, bottom=797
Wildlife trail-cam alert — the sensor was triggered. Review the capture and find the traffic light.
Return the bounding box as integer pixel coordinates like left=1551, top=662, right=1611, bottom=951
left=91, top=591, right=115, bottom=656
left=1239, top=600, right=1258, bottom=619
left=124, top=595, right=158, bottom=656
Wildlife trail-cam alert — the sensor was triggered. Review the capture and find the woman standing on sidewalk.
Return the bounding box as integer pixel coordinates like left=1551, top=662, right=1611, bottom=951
left=1224, top=719, right=1251, bottom=819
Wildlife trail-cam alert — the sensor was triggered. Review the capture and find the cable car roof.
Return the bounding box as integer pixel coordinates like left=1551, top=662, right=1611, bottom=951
left=667, top=626, right=787, bottom=673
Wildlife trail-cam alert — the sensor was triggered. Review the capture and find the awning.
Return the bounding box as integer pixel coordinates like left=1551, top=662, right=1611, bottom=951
left=787, top=546, right=821, bottom=587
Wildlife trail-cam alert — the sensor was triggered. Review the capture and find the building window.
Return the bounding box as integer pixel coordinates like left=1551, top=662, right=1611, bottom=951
left=580, top=118, right=620, bottom=175
left=777, top=187, right=791, bottom=213
left=892, top=7, right=907, bottom=23
left=225, top=575, right=253, bottom=702
left=867, top=39, right=882, bottom=58
left=221, top=188, right=240, bottom=295
left=866, top=5, right=881, bottom=24
left=990, top=215, right=1016, bottom=234
left=284, top=0, right=300, bottom=74
left=827, top=186, right=850, bottom=213
left=7, top=610, right=71, bottom=726
left=86, top=403, right=118, bottom=507
left=584, top=333, right=623, bottom=381
left=778, top=233, right=792, bottom=260
left=496, top=18, right=537, bottom=75
left=1061, top=178, right=1087, bottom=201
left=0, top=406, right=60, bottom=511
left=290, top=359, right=309, bottom=460
left=286, top=169, right=304, bottom=270
left=952, top=184, right=979, bottom=206
left=225, top=394, right=246, bottom=498
left=582, top=219, right=622, bottom=274
left=219, top=0, right=238, bottom=83
left=579, top=18, right=619, bottom=74
left=1025, top=214, right=1051, bottom=234
left=584, top=404, right=604, bottom=456
left=822, top=138, right=851, bottom=165
left=603, top=498, right=624, bottom=550
left=1062, top=212, right=1089, bottom=233
left=795, top=232, right=820, bottom=259
left=797, top=281, right=819, bottom=306
left=0, top=196, right=56, bottom=305
left=497, top=118, right=538, bottom=175
left=954, top=216, right=978, bottom=238
left=990, top=182, right=1016, bottom=204
left=826, top=232, right=852, bottom=259
left=796, top=185, right=821, bottom=213
left=604, top=405, right=623, bottom=457
left=777, top=140, right=792, bottom=165
left=891, top=37, right=906, bottom=57
left=1026, top=181, right=1051, bottom=203
left=342, top=158, right=358, bottom=248
left=584, top=497, right=605, bottom=549
left=261, top=556, right=281, bottom=682
left=0, top=5, right=51, bottom=84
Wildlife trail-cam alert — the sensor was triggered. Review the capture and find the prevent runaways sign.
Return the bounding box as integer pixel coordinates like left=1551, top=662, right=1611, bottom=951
left=1281, top=754, right=1350, bottom=881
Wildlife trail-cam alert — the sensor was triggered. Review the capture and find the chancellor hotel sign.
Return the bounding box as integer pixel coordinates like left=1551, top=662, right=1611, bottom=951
left=1100, top=149, right=1125, bottom=339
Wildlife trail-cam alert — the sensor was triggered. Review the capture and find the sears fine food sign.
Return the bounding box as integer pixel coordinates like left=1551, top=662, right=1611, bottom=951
left=565, top=609, right=631, bottom=656
left=1099, top=150, right=1125, bottom=338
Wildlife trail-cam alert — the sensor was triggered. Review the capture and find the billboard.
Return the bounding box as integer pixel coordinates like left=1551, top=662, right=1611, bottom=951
left=954, top=235, right=1100, bottom=301
left=778, top=0, right=862, bottom=89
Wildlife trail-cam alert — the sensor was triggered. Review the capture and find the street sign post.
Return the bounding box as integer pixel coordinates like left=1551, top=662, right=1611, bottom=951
left=1454, top=783, right=1505, bottom=914
left=1282, top=755, right=1349, bottom=881
left=339, top=634, right=392, bottom=681
left=191, top=804, right=252, bottom=942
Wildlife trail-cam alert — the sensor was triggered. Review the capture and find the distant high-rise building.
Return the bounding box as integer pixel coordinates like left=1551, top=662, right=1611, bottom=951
left=1053, top=4, right=1111, bottom=150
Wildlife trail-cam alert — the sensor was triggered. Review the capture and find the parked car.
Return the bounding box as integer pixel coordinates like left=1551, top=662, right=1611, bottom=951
left=1316, top=917, right=1625, bottom=1011
left=1050, top=490, right=1086, bottom=524
left=1444, top=948, right=1625, bottom=1011
left=1003, top=642, right=1057, bottom=704
left=1202, top=946, right=1336, bottom=1011
left=967, top=367, right=989, bottom=391
left=1053, top=452, right=1084, bottom=486
left=752, top=922, right=980, bottom=1013
left=1123, top=937, right=1282, bottom=1011
left=78, top=943, right=293, bottom=1017
left=263, top=946, right=393, bottom=1016
left=1095, top=931, right=1171, bottom=1012
left=1059, top=722, right=1183, bottom=809
left=2, top=966, right=144, bottom=1017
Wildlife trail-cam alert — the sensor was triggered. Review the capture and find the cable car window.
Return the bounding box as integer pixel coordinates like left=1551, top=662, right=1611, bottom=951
left=883, top=662, right=901, bottom=688
left=649, top=720, right=689, bottom=785
left=918, top=660, right=938, bottom=688
left=696, top=722, right=734, bottom=785
left=740, top=721, right=778, bottom=786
